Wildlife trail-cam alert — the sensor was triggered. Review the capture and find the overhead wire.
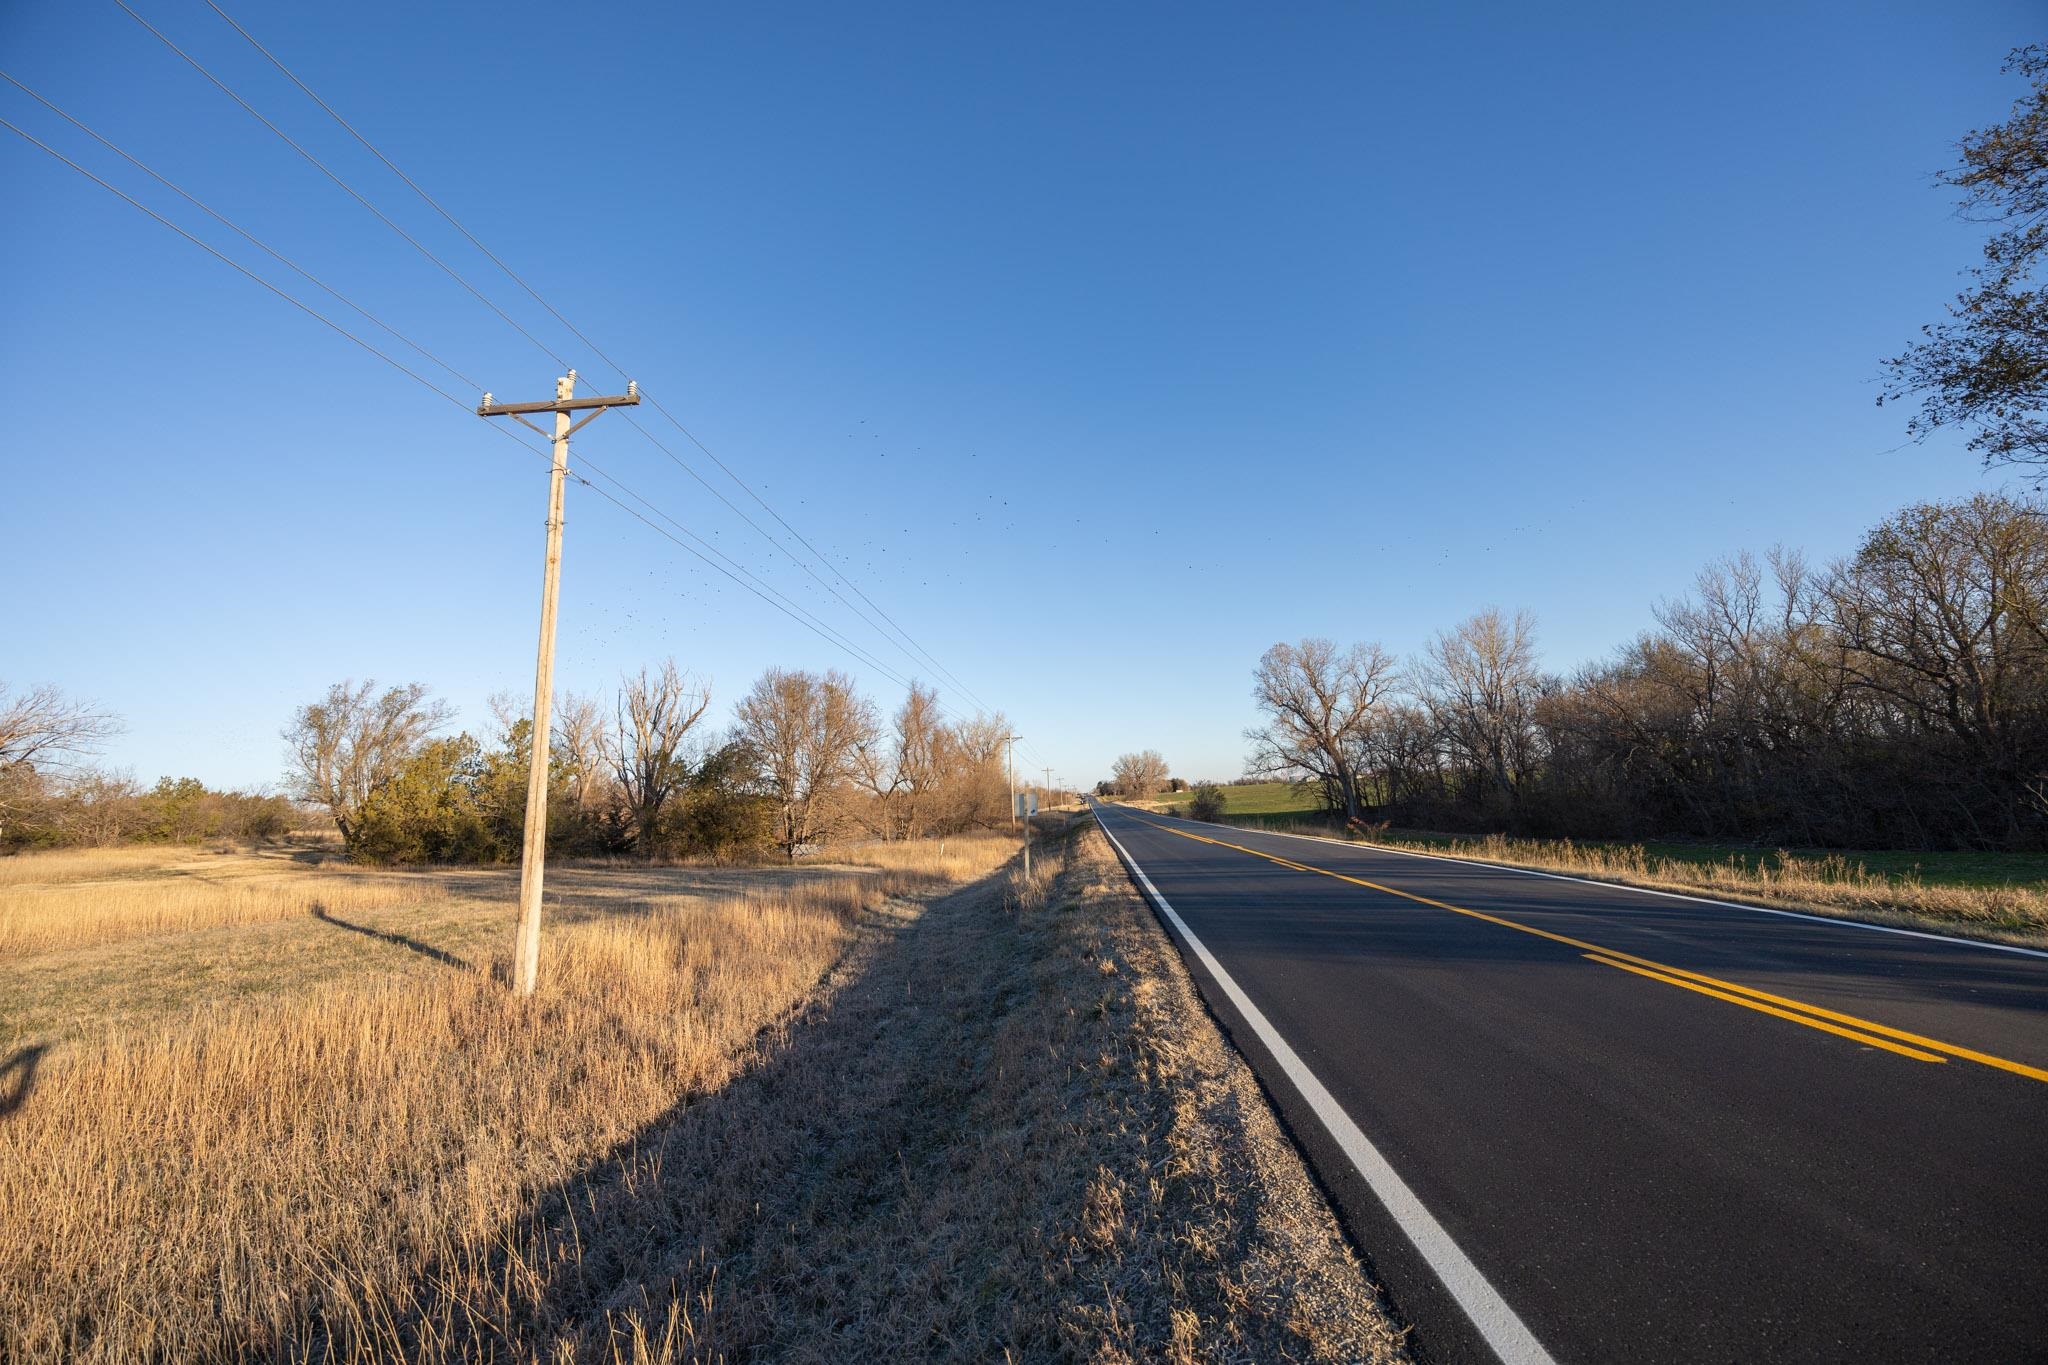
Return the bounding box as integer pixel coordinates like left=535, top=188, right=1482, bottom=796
left=195, top=0, right=636, bottom=382
left=191, top=0, right=1012, bottom=725
left=0, top=108, right=938, bottom=699
left=111, top=0, right=574, bottom=371
left=633, top=391, right=1006, bottom=716
left=0, top=112, right=473, bottom=410
left=612, top=406, right=1001, bottom=705
left=0, top=70, right=481, bottom=395
left=81, top=2, right=1049, bottom=759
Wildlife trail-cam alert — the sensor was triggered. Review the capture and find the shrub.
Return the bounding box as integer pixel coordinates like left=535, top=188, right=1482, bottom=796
left=1188, top=783, right=1227, bottom=822
left=348, top=736, right=503, bottom=865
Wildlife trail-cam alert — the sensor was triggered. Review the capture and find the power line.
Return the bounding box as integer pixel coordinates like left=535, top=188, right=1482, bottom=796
left=568, top=449, right=931, bottom=694
left=192, top=0, right=1008, bottom=722
left=567, top=457, right=927, bottom=697
left=1, top=112, right=472, bottom=409
left=0, top=107, right=959, bottom=712
left=114, top=0, right=958, bottom=696
left=111, top=0, right=572, bottom=371
left=0, top=70, right=480, bottom=395
left=91, top=2, right=1046, bottom=757
left=636, top=390, right=1006, bottom=716
left=196, top=0, right=636, bottom=383
left=611, top=407, right=997, bottom=703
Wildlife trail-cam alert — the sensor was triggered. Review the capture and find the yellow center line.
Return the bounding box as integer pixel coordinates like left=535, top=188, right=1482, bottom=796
left=1134, top=816, right=2048, bottom=1084
left=1580, top=954, right=1946, bottom=1063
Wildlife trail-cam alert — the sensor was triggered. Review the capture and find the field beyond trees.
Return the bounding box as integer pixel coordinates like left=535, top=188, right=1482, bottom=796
left=1154, top=781, right=1324, bottom=818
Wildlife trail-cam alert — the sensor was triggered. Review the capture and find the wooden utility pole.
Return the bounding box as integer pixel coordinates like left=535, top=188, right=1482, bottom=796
left=478, top=370, right=639, bottom=995
left=1007, top=733, right=1020, bottom=830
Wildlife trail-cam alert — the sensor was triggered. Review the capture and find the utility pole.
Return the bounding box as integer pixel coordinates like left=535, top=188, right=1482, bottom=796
left=1006, top=734, right=1020, bottom=830
left=478, top=370, right=640, bottom=995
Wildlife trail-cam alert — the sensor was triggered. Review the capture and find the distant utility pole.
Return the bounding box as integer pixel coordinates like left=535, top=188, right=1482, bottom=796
left=1006, top=734, right=1021, bottom=830
left=478, top=370, right=639, bottom=996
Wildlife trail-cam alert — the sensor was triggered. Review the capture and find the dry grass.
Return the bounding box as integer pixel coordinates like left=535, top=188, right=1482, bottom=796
left=808, top=830, right=1017, bottom=885
left=0, top=843, right=215, bottom=888
left=0, top=821, right=1400, bottom=1362
left=1329, top=828, right=2048, bottom=944
left=0, top=868, right=447, bottom=957
left=0, top=837, right=1015, bottom=1363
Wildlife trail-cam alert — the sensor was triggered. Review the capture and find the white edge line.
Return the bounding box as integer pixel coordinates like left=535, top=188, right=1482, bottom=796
left=1127, top=805, right=2048, bottom=963
left=1094, top=811, right=1558, bottom=1365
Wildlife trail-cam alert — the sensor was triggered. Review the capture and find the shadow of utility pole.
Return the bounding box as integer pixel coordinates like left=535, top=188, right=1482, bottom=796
left=0, top=1043, right=47, bottom=1119
left=312, top=905, right=472, bottom=971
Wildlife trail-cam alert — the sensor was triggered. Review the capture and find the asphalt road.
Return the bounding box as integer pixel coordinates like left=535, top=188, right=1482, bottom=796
left=1090, top=801, right=2048, bottom=1365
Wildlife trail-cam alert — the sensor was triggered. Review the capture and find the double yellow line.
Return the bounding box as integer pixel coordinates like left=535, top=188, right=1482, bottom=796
left=1141, top=818, right=2048, bottom=1084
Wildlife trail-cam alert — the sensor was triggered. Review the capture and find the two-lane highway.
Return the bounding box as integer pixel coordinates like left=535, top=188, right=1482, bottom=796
left=1092, top=801, right=2048, bottom=1364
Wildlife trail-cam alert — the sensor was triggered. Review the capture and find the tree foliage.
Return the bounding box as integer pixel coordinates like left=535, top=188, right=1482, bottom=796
left=348, top=736, right=499, bottom=865
left=1883, top=46, right=2048, bottom=475
left=282, top=681, right=453, bottom=846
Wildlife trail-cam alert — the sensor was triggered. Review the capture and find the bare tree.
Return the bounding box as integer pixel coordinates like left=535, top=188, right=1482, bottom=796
left=0, top=682, right=120, bottom=771
left=854, top=681, right=947, bottom=840
left=1110, top=749, right=1171, bottom=798
left=892, top=682, right=946, bottom=838
left=612, top=662, right=712, bottom=854
left=0, top=683, right=120, bottom=840
left=1246, top=638, right=1399, bottom=821
left=484, top=690, right=526, bottom=751
left=734, top=668, right=878, bottom=859
left=283, top=681, right=452, bottom=845
left=1825, top=494, right=2048, bottom=839
left=936, top=711, right=1012, bottom=830
left=552, top=691, right=610, bottom=816
left=1417, top=609, right=1544, bottom=810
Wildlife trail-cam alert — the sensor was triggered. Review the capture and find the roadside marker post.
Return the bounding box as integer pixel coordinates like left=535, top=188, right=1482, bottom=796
left=1015, top=789, right=1039, bottom=878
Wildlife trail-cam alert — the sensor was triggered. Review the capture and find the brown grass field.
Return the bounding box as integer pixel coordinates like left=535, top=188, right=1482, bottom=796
left=0, top=823, right=1402, bottom=1362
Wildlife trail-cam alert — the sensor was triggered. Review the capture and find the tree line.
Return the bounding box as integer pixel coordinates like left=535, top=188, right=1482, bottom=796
left=283, top=665, right=1022, bottom=864
left=0, top=666, right=1026, bottom=863
left=1246, top=493, right=2048, bottom=851
left=0, top=685, right=291, bottom=851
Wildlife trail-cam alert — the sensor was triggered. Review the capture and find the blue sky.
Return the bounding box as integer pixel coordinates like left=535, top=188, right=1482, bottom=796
left=1, top=0, right=2039, bottom=791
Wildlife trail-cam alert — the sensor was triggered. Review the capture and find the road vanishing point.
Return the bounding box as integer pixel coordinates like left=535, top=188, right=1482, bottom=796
left=1091, top=801, right=2048, bottom=1364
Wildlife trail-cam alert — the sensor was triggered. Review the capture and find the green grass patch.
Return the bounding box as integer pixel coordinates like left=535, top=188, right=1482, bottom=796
left=1155, top=782, right=1323, bottom=816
